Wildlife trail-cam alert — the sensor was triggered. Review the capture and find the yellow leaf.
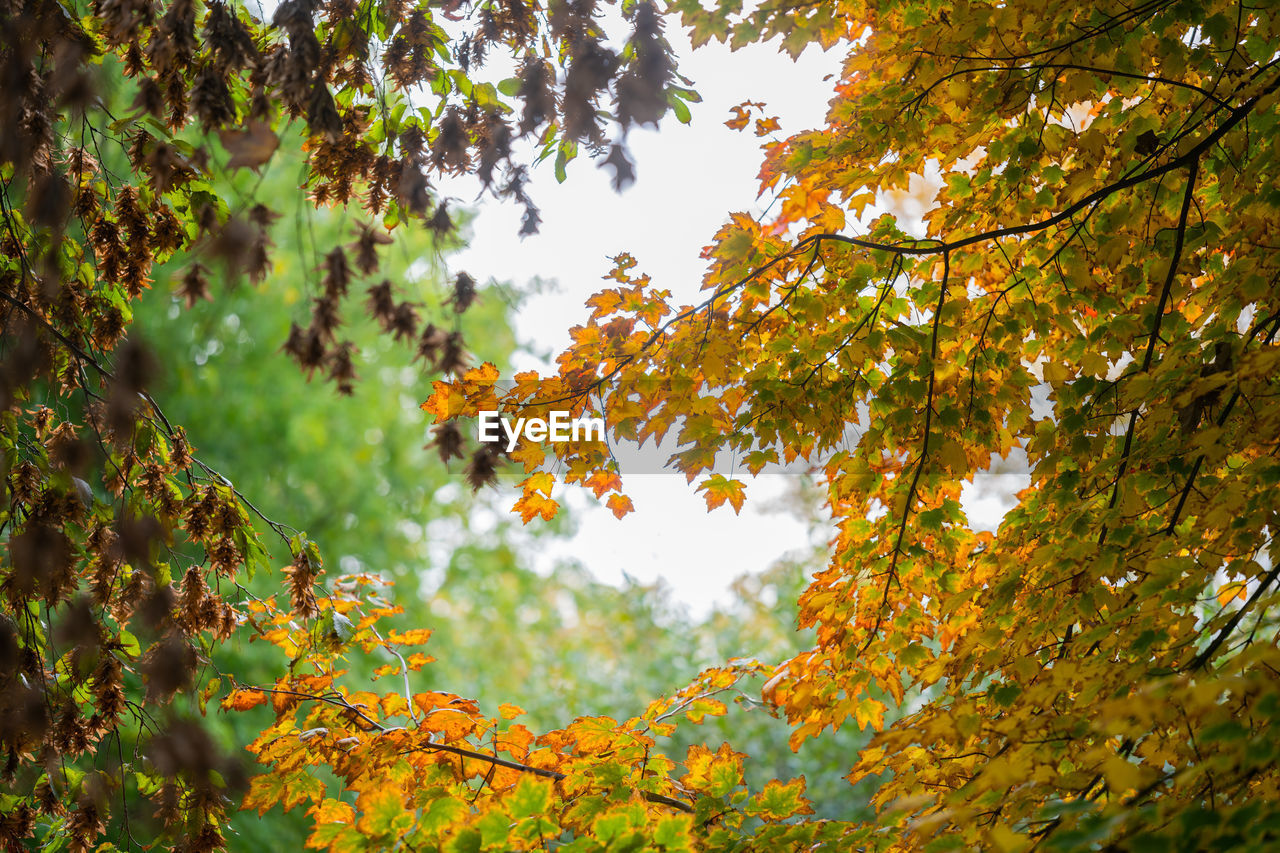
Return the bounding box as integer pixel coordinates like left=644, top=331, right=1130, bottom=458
left=523, top=471, right=555, bottom=495
left=1217, top=581, right=1247, bottom=607
left=1102, top=756, right=1142, bottom=795
left=936, top=439, right=967, bottom=473
left=1042, top=361, right=1070, bottom=384
left=388, top=628, right=433, bottom=645
left=512, top=492, right=559, bottom=524
left=988, top=823, right=1028, bottom=852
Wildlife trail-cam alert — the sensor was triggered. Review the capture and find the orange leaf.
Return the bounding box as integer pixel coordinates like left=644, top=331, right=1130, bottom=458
left=404, top=652, right=434, bottom=670
left=1217, top=582, right=1247, bottom=607
left=606, top=493, right=634, bottom=519
left=420, top=380, right=465, bottom=422
left=725, top=105, right=751, bottom=130
left=224, top=689, right=269, bottom=712
left=387, top=628, right=433, bottom=645
left=512, top=491, right=559, bottom=524
left=371, top=664, right=401, bottom=680
left=724, top=100, right=764, bottom=131
left=754, top=116, right=780, bottom=136
left=697, top=475, right=746, bottom=514
left=584, top=470, right=622, bottom=498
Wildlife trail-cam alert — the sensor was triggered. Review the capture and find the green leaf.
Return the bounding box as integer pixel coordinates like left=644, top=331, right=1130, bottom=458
left=309, top=822, right=367, bottom=853
left=508, top=777, right=552, bottom=819
left=653, top=815, right=695, bottom=851
left=443, top=826, right=481, bottom=853
left=554, top=147, right=569, bottom=184
left=418, top=795, right=466, bottom=836
left=476, top=810, right=510, bottom=848
left=118, top=629, right=141, bottom=658
left=669, top=93, right=691, bottom=124
left=746, top=778, right=811, bottom=821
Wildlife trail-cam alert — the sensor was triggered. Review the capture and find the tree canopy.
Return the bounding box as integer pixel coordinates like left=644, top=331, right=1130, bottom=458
left=3, top=0, right=1280, bottom=851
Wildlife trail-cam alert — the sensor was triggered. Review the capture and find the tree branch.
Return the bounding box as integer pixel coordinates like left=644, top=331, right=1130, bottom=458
left=862, top=250, right=949, bottom=652
left=250, top=685, right=694, bottom=813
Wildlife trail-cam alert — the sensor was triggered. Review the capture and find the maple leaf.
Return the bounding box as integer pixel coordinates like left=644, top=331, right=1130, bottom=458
left=696, top=475, right=745, bottom=514
left=753, top=116, right=780, bottom=136
left=18, top=0, right=1280, bottom=850
left=583, top=470, right=622, bottom=498
left=420, top=381, right=466, bottom=422
left=224, top=689, right=269, bottom=712
left=745, top=778, right=814, bottom=822
left=512, top=491, right=558, bottom=524
left=606, top=493, right=634, bottom=519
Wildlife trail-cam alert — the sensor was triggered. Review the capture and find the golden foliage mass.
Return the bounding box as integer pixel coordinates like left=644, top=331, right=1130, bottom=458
left=426, top=0, right=1280, bottom=848
left=4, top=0, right=1280, bottom=850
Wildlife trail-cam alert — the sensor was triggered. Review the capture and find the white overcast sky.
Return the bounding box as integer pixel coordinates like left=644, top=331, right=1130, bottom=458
left=441, top=28, right=1023, bottom=613
left=435, top=30, right=840, bottom=613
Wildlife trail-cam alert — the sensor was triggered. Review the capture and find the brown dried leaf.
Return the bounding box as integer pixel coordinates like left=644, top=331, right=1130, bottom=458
left=218, top=120, right=279, bottom=170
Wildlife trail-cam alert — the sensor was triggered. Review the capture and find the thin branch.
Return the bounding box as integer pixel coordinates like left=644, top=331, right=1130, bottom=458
left=1097, top=160, right=1200, bottom=552
left=251, top=686, right=694, bottom=813
left=1165, top=310, right=1280, bottom=534
left=517, top=72, right=1277, bottom=416
left=862, top=249, right=949, bottom=652
left=1187, top=561, right=1280, bottom=672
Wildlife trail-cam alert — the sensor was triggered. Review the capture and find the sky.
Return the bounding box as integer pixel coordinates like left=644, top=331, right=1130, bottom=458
left=439, top=27, right=1024, bottom=614
left=435, top=30, right=842, bottom=614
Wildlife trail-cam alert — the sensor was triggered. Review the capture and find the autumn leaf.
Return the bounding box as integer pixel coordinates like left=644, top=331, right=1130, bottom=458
left=606, top=493, right=634, bottom=519
left=697, top=475, right=745, bottom=514
left=1217, top=582, right=1248, bottom=607
left=387, top=628, right=433, bottom=646
left=420, top=381, right=467, bottom=421
left=583, top=469, right=622, bottom=497
left=724, top=100, right=764, bottom=131
left=15, top=0, right=1280, bottom=850
left=754, top=116, right=780, bottom=137
left=512, top=491, right=559, bottom=524
left=745, top=778, right=814, bottom=822
left=224, top=689, right=269, bottom=712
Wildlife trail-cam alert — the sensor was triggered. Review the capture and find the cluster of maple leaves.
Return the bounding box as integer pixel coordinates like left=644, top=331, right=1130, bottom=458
left=0, top=0, right=700, bottom=849
left=424, top=0, right=1280, bottom=850
left=4, top=0, right=1280, bottom=850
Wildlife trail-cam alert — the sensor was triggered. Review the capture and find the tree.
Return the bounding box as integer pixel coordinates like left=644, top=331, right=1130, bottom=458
left=1, top=0, right=696, bottom=848
left=1, top=0, right=831, bottom=849
left=120, top=123, right=524, bottom=849
left=429, top=0, right=1280, bottom=849
left=5, top=0, right=1280, bottom=851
